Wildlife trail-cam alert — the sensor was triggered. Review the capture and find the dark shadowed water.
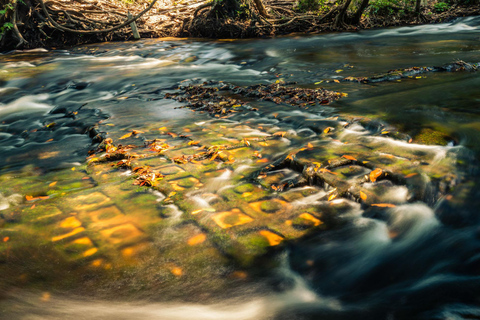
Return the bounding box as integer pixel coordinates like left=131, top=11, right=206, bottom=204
left=1, top=16, right=480, bottom=319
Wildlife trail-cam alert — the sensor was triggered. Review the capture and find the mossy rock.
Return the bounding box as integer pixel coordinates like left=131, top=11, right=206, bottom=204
left=413, top=128, right=450, bottom=146
left=176, top=178, right=195, bottom=188
left=292, top=216, right=317, bottom=230
left=260, top=200, right=283, bottom=213
left=234, top=183, right=255, bottom=194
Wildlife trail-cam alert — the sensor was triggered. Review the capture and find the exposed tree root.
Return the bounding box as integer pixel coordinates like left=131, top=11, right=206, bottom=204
left=38, top=0, right=158, bottom=34
left=1, top=0, right=479, bottom=51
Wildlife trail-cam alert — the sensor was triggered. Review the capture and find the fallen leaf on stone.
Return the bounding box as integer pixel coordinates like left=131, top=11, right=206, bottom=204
left=360, top=191, right=367, bottom=201
left=119, top=132, right=133, bottom=140
left=370, top=168, right=383, bottom=182
left=188, top=234, right=206, bottom=246
left=371, top=203, right=396, bottom=208
left=26, top=195, right=49, bottom=201
left=342, top=155, right=357, bottom=161
left=171, top=267, right=183, bottom=276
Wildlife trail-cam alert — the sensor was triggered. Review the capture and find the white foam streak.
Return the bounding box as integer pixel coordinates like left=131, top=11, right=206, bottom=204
left=388, top=203, right=439, bottom=241
left=0, top=94, right=52, bottom=118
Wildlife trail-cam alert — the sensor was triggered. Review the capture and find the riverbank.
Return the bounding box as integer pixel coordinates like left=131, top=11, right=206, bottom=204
left=1, top=0, right=480, bottom=51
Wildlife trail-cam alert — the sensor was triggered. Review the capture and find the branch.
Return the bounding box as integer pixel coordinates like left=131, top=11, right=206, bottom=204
left=12, top=0, right=28, bottom=47
left=193, top=2, right=212, bottom=17
left=38, top=0, right=158, bottom=34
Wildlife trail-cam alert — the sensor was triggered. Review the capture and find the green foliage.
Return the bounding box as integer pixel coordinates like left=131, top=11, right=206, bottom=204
left=295, top=0, right=320, bottom=11
left=368, top=0, right=415, bottom=16
left=295, top=0, right=330, bottom=12
left=433, top=1, right=450, bottom=11
left=1, top=22, right=13, bottom=30
left=236, top=2, right=251, bottom=18
left=0, top=1, right=13, bottom=40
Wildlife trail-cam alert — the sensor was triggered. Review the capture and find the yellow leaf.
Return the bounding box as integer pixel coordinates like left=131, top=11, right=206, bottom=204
left=405, top=173, right=418, bottom=178
left=188, top=234, right=207, bottom=246
left=360, top=191, right=367, bottom=201
left=188, top=141, right=200, bottom=146
left=48, top=181, right=57, bottom=187
left=171, top=267, right=183, bottom=276
left=381, top=131, right=389, bottom=135
left=334, top=80, right=340, bottom=83
left=159, top=127, right=167, bottom=131
left=371, top=203, right=396, bottom=208
left=314, top=80, right=324, bottom=85
left=370, top=168, right=383, bottom=182
left=342, top=155, right=357, bottom=161
left=328, top=194, right=337, bottom=201
left=168, top=192, right=176, bottom=197
left=192, top=209, right=203, bottom=215
left=119, top=132, right=133, bottom=140
left=324, top=127, right=333, bottom=134
left=307, top=143, right=313, bottom=148
left=335, top=69, right=343, bottom=73
left=242, top=192, right=253, bottom=197
left=273, top=131, right=287, bottom=137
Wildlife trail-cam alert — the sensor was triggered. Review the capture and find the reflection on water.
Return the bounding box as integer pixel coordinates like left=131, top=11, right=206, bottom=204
left=0, top=16, right=480, bottom=320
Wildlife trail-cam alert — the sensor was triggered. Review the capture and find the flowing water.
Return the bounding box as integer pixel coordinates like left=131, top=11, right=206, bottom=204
left=0, top=16, right=480, bottom=319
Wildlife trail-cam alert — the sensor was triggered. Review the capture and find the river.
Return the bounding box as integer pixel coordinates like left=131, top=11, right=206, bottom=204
left=0, top=16, right=479, bottom=319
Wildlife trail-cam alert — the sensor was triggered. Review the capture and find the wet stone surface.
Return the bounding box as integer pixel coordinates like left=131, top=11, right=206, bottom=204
left=0, top=80, right=472, bottom=297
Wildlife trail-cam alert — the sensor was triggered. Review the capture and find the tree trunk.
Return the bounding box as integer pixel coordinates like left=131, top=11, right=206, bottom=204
left=335, top=0, right=353, bottom=27
left=415, top=0, right=421, bottom=13
left=352, top=0, right=369, bottom=24
left=252, top=0, right=271, bottom=18
left=211, top=0, right=270, bottom=19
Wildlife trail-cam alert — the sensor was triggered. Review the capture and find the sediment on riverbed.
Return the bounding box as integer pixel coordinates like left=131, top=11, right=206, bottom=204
left=1, top=0, right=479, bottom=51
